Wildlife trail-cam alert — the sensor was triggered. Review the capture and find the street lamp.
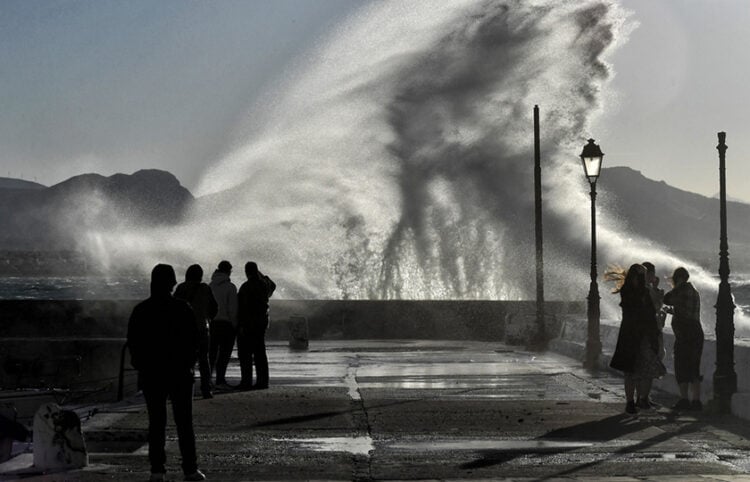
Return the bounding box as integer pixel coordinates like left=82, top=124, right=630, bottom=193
left=580, top=139, right=604, bottom=369
left=713, top=131, right=737, bottom=413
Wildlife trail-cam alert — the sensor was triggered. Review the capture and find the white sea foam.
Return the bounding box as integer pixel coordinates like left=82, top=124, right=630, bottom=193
left=72, top=0, right=748, bottom=333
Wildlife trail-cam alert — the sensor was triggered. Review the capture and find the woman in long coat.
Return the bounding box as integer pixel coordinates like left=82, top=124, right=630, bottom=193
left=609, top=263, right=665, bottom=414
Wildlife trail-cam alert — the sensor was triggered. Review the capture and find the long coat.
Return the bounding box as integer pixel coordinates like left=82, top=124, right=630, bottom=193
left=609, top=286, right=659, bottom=372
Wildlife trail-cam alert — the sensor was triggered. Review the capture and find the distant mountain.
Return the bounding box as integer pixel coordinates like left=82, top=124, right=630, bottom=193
left=0, top=177, right=46, bottom=190
left=598, top=166, right=750, bottom=270
left=0, top=169, right=193, bottom=250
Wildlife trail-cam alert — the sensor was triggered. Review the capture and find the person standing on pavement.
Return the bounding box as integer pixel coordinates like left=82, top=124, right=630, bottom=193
left=209, top=260, right=238, bottom=390
left=127, top=264, right=206, bottom=482
left=639, top=261, right=666, bottom=408
left=663, top=267, right=704, bottom=411
left=175, top=264, right=219, bottom=399
left=609, top=263, right=666, bottom=415
left=237, top=261, right=276, bottom=390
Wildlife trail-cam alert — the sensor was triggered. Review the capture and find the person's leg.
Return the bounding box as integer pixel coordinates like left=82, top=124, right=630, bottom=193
left=237, top=329, right=253, bottom=387
left=253, top=327, right=269, bottom=388
left=624, top=374, right=636, bottom=402
left=197, top=329, right=212, bottom=396
left=170, top=374, right=198, bottom=476
left=690, top=381, right=702, bottom=401
left=624, top=373, right=637, bottom=413
left=142, top=380, right=168, bottom=475
left=638, top=378, right=653, bottom=407
left=216, top=321, right=235, bottom=384
left=208, top=321, right=220, bottom=378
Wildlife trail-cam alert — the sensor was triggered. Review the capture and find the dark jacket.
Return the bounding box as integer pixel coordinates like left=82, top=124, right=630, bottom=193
left=237, top=273, right=276, bottom=330
left=127, top=294, right=198, bottom=378
left=664, top=281, right=703, bottom=340
left=174, top=280, right=218, bottom=333
left=610, top=286, right=660, bottom=372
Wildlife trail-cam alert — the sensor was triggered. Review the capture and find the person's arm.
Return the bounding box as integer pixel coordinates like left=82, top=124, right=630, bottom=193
left=228, top=284, right=238, bottom=325
left=265, top=276, right=276, bottom=298
left=207, top=285, right=218, bottom=320
left=126, top=306, right=142, bottom=371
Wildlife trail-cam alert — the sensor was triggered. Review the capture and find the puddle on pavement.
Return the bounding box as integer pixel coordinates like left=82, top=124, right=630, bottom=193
left=275, top=436, right=374, bottom=455
left=390, top=440, right=592, bottom=451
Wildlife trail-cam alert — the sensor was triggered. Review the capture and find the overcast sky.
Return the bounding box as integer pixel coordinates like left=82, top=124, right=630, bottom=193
left=1, top=0, right=749, bottom=201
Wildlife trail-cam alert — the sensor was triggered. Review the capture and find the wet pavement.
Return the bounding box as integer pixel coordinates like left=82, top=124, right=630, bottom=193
left=3, top=340, right=750, bottom=481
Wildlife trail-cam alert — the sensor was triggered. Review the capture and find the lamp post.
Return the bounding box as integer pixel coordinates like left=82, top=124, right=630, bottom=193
left=580, top=139, right=604, bottom=370
left=713, top=131, right=737, bottom=413
left=532, top=105, right=546, bottom=350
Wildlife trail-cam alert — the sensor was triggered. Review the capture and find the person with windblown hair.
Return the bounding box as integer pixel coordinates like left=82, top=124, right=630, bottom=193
left=609, top=263, right=666, bottom=414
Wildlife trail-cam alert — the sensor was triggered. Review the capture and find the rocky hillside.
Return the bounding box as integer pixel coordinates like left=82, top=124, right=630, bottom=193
left=0, top=169, right=193, bottom=250
left=598, top=166, right=750, bottom=270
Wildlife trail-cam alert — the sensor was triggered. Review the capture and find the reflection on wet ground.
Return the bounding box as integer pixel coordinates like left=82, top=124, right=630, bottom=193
left=275, top=436, right=374, bottom=455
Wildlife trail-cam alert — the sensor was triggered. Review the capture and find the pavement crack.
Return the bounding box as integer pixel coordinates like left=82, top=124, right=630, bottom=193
left=348, top=355, right=374, bottom=481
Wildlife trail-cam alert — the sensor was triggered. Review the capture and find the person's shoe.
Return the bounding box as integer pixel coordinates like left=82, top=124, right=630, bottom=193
left=149, top=473, right=166, bottom=482
left=690, top=400, right=703, bottom=412
left=671, top=398, right=691, bottom=410
left=201, top=390, right=214, bottom=399
left=636, top=398, right=653, bottom=410
left=214, top=381, right=233, bottom=391
left=235, top=381, right=253, bottom=391
left=184, top=469, right=206, bottom=481
left=625, top=400, right=638, bottom=414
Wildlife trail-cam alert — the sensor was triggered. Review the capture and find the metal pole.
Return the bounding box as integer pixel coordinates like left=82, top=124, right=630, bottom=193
left=584, top=181, right=601, bottom=369
left=533, top=105, right=546, bottom=349
left=713, top=131, right=736, bottom=413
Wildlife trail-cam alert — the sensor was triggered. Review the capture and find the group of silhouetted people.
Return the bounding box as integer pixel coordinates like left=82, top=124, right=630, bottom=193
left=608, top=262, right=704, bottom=415
left=127, top=260, right=275, bottom=482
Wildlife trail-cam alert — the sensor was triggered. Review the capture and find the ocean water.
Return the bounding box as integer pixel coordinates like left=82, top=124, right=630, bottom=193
left=0, top=276, right=148, bottom=300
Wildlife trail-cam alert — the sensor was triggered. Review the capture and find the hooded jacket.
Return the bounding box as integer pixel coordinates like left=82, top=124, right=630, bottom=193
left=209, top=271, right=238, bottom=325
left=174, top=280, right=218, bottom=332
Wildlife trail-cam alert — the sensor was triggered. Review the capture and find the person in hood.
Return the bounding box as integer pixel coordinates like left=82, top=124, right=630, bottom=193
left=663, top=267, right=704, bottom=411
left=127, top=264, right=206, bottom=482
left=175, top=264, right=218, bottom=399
left=208, top=260, right=238, bottom=389
left=237, top=261, right=276, bottom=390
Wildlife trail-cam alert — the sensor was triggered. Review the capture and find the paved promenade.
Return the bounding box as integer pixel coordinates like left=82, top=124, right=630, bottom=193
left=3, top=340, right=750, bottom=481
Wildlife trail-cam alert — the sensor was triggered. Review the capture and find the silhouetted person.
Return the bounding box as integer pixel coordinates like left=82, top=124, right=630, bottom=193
left=639, top=261, right=665, bottom=409
left=127, top=264, right=206, bottom=482
left=209, top=260, right=237, bottom=389
left=237, top=261, right=276, bottom=390
left=610, top=264, right=665, bottom=415
left=175, top=264, right=218, bottom=399
left=664, top=267, right=704, bottom=411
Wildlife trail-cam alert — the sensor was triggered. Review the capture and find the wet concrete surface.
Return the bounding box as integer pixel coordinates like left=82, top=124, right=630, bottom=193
left=3, top=340, right=750, bottom=481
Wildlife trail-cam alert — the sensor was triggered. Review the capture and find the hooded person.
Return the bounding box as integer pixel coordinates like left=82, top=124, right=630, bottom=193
left=208, top=260, right=238, bottom=389
left=175, top=264, right=218, bottom=399
left=237, top=261, right=276, bottom=390
left=127, top=264, right=206, bottom=482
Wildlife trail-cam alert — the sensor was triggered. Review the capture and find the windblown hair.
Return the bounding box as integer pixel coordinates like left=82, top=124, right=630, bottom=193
left=604, top=263, right=628, bottom=293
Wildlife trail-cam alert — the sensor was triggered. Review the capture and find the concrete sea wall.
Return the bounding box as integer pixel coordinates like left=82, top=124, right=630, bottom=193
left=0, top=299, right=583, bottom=397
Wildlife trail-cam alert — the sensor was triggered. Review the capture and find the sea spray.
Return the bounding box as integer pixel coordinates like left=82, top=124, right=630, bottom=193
left=71, top=0, right=747, bottom=333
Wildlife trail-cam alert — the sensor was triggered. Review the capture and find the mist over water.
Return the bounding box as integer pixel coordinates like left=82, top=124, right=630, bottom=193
left=74, top=0, right=746, bottom=333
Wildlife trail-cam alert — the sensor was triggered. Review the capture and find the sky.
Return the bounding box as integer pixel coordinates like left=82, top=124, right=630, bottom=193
left=1, top=0, right=749, bottom=201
